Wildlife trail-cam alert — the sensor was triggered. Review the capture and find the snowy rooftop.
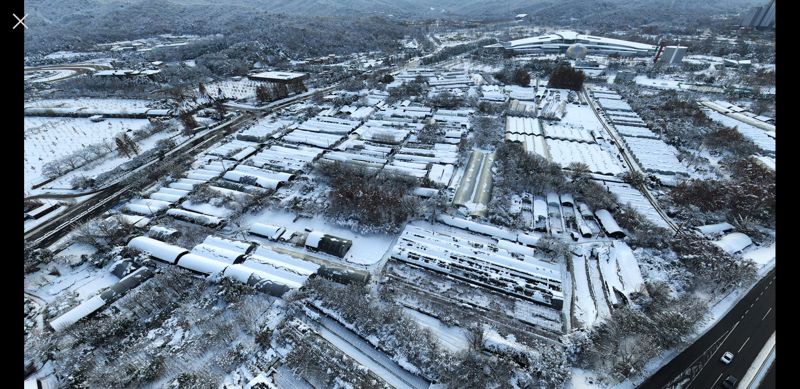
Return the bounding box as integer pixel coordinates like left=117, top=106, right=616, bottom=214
left=249, top=71, right=307, bottom=81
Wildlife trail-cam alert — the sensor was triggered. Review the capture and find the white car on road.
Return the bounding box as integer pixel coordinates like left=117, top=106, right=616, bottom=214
left=720, top=351, right=734, bottom=364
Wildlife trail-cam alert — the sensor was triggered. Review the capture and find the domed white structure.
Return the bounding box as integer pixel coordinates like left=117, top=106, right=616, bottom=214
left=566, top=43, right=588, bottom=59
left=490, top=30, right=657, bottom=57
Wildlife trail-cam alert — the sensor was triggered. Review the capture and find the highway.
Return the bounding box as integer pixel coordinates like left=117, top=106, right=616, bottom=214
left=639, top=268, right=775, bottom=388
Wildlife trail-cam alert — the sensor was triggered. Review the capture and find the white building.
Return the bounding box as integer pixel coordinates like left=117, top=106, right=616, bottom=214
left=490, top=30, right=657, bottom=57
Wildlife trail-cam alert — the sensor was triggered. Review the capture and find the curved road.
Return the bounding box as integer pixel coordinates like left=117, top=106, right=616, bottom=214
left=639, top=268, right=775, bottom=388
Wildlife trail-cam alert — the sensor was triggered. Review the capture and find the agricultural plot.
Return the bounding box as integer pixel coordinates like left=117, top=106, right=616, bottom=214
left=608, top=115, right=646, bottom=126
left=24, top=116, right=151, bottom=190
left=394, top=144, right=459, bottom=165
left=570, top=255, right=598, bottom=328
left=596, top=98, right=632, bottom=112
left=704, top=110, right=775, bottom=154
left=282, top=129, right=346, bottom=148
left=392, top=222, right=564, bottom=308
left=622, top=136, right=688, bottom=175
left=506, top=116, right=542, bottom=136
left=427, top=164, right=456, bottom=187
left=322, top=150, right=388, bottom=170
left=614, top=124, right=659, bottom=139
left=561, top=104, right=603, bottom=128
left=247, top=144, right=324, bottom=173
left=542, top=123, right=595, bottom=143
left=206, top=139, right=259, bottom=159
left=298, top=116, right=361, bottom=134
left=237, top=118, right=293, bottom=142
left=354, top=125, right=410, bottom=144
left=384, top=254, right=564, bottom=337
left=24, top=98, right=161, bottom=115
left=546, top=139, right=626, bottom=175
left=505, top=133, right=548, bottom=156
left=384, top=160, right=428, bottom=178
left=452, top=151, right=494, bottom=217
left=601, top=181, right=671, bottom=228
left=223, top=165, right=294, bottom=190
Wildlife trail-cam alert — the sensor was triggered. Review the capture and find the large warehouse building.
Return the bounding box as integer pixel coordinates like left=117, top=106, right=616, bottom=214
left=489, top=30, right=657, bottom=57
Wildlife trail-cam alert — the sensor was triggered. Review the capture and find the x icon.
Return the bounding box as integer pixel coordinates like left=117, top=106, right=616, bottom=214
left=13, top=13, right=27, bottom=29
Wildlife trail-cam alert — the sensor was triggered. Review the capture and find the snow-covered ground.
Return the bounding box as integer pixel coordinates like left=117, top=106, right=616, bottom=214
left=742, top=242, right=776, bottom=268
left=633, top=76, right=683, bottom=90
left=313, top=313, right=429, bottom=389
left=25, top=69, right=78, bottom=83
left=30, top=130, right=181, bottom=195
left=24, top=243, right=115, bottom=305
left=704, top=109, right=775, bottom=154
left=240, top=208, right=396, bottom=266
left=24, top=116, right=152, bottom=192
left=403, top=307, right=469, bottom=352
left=25, top=98, right=158, bottom=112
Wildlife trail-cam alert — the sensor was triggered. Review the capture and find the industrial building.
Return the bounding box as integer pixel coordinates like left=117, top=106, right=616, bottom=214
left=248, top=70, right=308, bottom=92
left=488, top=30, right=657, bottom=57
left=391, top=223, right=564, bottom=309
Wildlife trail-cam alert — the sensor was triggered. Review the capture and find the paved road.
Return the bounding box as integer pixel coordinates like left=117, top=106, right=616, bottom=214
left=639, top=269, right=775, bottom=388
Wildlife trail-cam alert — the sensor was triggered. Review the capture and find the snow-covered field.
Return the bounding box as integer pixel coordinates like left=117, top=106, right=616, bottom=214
left=622, top=136, right=688, bottom=175
left=25, top=98, right=157, bottom=113
left=25, top=69, right=78, bottom=83
left=704, top=110, right=775, bottom=154
left=561, top=104, right=604, bottom=132
left=403, top=308, right=469, bottom=352
left=240, top=208, right=396, bottom=266
left=546, top=139, right=626, bottom=175
left=24, top=116, right=151, bottom=191
left=601, top=181, right=670, bottom=228
left=570, top=254, right=598, bottom=329
left=633, top=76, right=682, bottom=90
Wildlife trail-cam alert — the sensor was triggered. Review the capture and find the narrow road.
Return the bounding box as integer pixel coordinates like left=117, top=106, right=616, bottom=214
left=639, top=269, right=775, bottom=388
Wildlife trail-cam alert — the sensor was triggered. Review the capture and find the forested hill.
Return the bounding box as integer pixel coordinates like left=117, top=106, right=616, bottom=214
left=25, top=0, right=762, bottom=55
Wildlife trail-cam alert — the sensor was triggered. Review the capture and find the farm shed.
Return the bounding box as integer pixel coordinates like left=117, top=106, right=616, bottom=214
left=177, top=253, right=230, bottom=275
left=594, top=209, right=626, bottom=238
left=50, top=267, right=154, bottom=332
left=98, top=267, right=154, bottom=301
left=127, top=236, right=188, bottom=264
left=49, top=295, right=107, bottom=332
left=713, top=232, right=753, bottom=254
left=696, top=222, right=735, bottom=237
left=305, top=231, right=353, bottom=258
left=249, top=223, right=286, bottom=240
left=166, top=209, right=224, bottom=227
